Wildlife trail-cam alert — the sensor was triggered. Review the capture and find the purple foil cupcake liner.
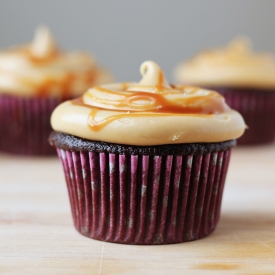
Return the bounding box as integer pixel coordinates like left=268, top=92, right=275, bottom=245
left=215, top=88, right=275, bottom=145
left=0, top=95, right=64, bottom=155
left=56, top=148, right=231, bottom=244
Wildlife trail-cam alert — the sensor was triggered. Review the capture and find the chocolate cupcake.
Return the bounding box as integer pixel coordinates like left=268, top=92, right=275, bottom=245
left=49, top=61, right=245, bottom=244
left=174, top=38, right=275, bottom=145
left=0, top=26, right=113, bottom=155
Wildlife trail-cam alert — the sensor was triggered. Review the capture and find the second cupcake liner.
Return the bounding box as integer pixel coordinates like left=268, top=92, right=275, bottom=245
left=0, top=95, right=63, bottom=155
left=213, top=88, right=275, bottom=145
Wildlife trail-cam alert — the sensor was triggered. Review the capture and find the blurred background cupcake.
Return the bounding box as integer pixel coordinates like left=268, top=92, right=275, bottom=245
left=0, top=26, right=113, bottom=155
left=173, top=38, right=275, bottom=145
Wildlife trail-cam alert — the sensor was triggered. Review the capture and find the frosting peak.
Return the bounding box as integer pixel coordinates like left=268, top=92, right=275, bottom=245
left=51, top=61, right=246, bottom=145
left=227, top=37, right=252, bottom=55
left=128, top=61, right=171, bottom=92
left=30, top=26, right=58, bottom=59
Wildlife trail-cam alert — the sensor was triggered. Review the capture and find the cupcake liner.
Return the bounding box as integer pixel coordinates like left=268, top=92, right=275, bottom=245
left=214, top=88, right=275, bottom=145
left=56, top=147, right=231, bottom=244
left=0, top=94, right=64, bottom=155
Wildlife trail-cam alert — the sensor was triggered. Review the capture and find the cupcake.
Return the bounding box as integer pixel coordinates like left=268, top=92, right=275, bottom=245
left=174, top=38, right=275, bottom=145
left=0, top=26, right=113, bottom=155
left=49, top=61, right=245, bottom=244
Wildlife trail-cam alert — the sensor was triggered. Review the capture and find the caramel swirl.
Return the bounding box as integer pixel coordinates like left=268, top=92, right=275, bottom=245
left=76, top=61, right=229, bottom=131
left=51, top=61, right=245, bottom=145
left=69, top=61, right=229, bottom=131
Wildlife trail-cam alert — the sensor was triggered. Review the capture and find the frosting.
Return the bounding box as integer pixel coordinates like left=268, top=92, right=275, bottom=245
left=30, top=26, right=57, bottom=59
left=0, top=26, right=113, bottom=98
left=51, top=61, right=246, bottom=145
left=174, top=37, right=275, bottom=89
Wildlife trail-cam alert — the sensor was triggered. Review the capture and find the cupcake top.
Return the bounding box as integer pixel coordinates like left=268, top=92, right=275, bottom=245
left=51, top=61, right=245, bottom=146
left=0, top=26, right=113, bottom=98
left=174, top=38, right=275, bottom=89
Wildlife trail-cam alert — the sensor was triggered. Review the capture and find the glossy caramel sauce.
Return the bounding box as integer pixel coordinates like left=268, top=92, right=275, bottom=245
left=155, top=70, right=165, bottom=92
left=86, top=109, right=211, bottom=132
left=86, top=86, right=206, bottom=113
left=9, top=47, right=59, bottom=64
left=70, top=65, right=227, bottom=131
left=72, top=81, right=223, bottom=131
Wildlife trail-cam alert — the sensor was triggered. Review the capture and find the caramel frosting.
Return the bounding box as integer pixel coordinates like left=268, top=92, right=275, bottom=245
left=51, top=61, right=246, bottom=145
left=174, top=37, right=275, bottom=89
left=0, top=26, right=113, bottom=98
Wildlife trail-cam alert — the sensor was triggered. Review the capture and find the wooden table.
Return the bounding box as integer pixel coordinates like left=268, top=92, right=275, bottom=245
left=1, top=144, right=275, bottom=275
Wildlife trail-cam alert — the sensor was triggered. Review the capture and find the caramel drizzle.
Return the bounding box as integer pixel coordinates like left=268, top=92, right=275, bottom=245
left=71, top=65, right=224, bottom=131
left=72, top=84, right=221, bottom=131
left=156, top=70, right=165, bottom=91
left=18, top=68, right=96, bottom=100
left=4, top=47, right=97, bottom=99
left=87, top=109, right=210, bottom=132
left=87, top=86, right=206, bottom=112
left=9, top=47, right=59, bottom=64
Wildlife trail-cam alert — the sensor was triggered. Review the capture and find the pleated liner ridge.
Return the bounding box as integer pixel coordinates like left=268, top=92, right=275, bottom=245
left=57, top=146, right=231, bottom=244
left=0, top=95, right=63, bottom=155
left=214, top=88, right=275, bottom=145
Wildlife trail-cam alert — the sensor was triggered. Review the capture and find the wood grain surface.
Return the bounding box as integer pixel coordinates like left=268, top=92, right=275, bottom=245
left=0, top=144, right=275, bottom=275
